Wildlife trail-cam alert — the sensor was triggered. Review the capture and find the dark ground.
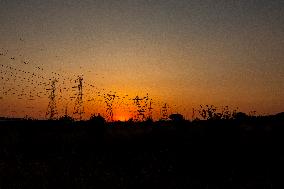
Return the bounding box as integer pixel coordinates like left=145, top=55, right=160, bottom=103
left=0, top=117, right=284, bottom=189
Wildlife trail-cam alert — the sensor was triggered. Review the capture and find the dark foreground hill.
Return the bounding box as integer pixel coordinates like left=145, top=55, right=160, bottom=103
left=0, top=117, right=284, bottom=189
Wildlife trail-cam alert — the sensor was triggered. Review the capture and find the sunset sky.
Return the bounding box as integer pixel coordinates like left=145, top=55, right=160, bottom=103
left=1, top=0, right=284, bottom=120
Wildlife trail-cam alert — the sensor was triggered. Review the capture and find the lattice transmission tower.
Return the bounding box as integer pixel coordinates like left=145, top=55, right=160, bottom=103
left=46, top=79, right=58, bottom=120
left=147, top=99, right=153, bottom=120
left=73, top=75, right=84, bottom=120
left=104, top=93, right=116, bottom=122
left=161, top=103, right=169, bottom=120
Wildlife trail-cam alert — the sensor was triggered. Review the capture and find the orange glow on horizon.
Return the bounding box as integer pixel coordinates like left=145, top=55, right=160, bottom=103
left=114, top=114, right=130, bottom=122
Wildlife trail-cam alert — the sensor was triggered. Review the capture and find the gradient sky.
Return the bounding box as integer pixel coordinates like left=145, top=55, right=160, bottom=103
left=1, top=0, right=284, bottom=120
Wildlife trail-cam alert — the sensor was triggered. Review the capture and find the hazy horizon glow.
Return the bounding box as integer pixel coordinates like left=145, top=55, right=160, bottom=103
left=1, top=0, right=284, bottom=120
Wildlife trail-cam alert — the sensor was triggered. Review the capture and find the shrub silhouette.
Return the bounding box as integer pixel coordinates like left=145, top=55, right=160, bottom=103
left=58, top=115, right=74, bottom=122
left=233, top=112, right=248, bottom=121
left=275, top=112, right=284, bottom=120
left=89, top=113, right=106, bottom=125
left=169, top=113, right=184, bottom=122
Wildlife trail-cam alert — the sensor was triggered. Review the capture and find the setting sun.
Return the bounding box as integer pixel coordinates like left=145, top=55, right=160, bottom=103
left=114, top=114, right=130, bottom=122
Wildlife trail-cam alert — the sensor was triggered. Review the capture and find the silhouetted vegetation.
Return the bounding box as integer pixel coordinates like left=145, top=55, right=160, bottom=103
left=169, top=113, right=184, bottom=122
left=89, top=113, right=106, bottom=125
left=0, top=112, right=283, bottom=188
left=58, top=115, right=74, bottom=122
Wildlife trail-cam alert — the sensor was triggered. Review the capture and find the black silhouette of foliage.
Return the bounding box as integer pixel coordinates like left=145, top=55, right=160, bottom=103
left=275, top=112, right=284, bottom=120
left=145, top=117, right=154, bottom=123
left=169, top=113, right=184, bottom=122
left=233, top=112, right=248, bottom=120
left=126, top=117, right=133, bottom=122
left=58, top=115, right=74, bottom=122
left=89, top=113, right=106, bottom=125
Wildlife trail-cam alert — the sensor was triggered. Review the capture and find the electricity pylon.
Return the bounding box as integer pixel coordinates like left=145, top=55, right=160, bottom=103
left=46, top=79, right=58, bottom=120
left=73, top=75, right=84, bottom=120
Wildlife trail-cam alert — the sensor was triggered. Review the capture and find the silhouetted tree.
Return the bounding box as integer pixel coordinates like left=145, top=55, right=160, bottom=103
left=233, top=112, right=248, bottom=121
left=143, top=117, right=154, bottom=126
left=58, top=115, right=74, bottom=122
left=169, top=113, right=184, bottom=122
left=126, top=118, right=134, bottom=124
left=275, top=112, right=284, bottom=120
left=89, top=113, right=106, bottom=125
